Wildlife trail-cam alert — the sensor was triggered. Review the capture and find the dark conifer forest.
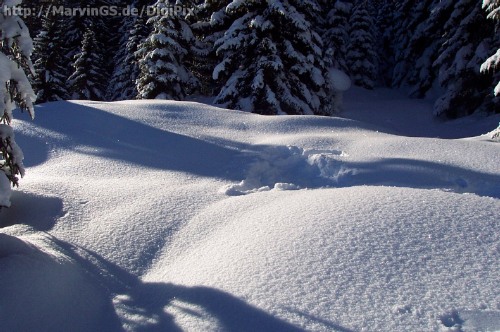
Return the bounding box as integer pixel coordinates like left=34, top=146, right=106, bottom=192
left=23, top=0, right=499, bottom=118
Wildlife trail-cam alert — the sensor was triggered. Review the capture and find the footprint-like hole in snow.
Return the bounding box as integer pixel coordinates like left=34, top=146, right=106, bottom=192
left=440, top=310, right=464, bottom=329
left=440, top=309, right=500, bottom=331
left=221, top=145, right=353, bottom=196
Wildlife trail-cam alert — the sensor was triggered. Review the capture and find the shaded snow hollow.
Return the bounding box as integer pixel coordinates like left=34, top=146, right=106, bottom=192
left=1, top=92, right=499, bottom=332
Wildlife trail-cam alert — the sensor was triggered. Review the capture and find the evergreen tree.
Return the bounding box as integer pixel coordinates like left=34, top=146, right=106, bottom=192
left=32, top=7, right=69, bottom=102
left=402, top=0, right=454, bottom=97
left=372, top=0, right=397, bottom=86
left=320, top=0, right=353, bottom=72
left=386, top=0, right=498, bottom=117
left=189, top=0, right=232, bottom=95
left=214, top=0, right=336, bottom=115
left=391, top=0, right=434, bottom=88
left=68, top=28, right=107, bottom=100
left=107, top=1, right=152, bottom=101
left=57, top=0, right=88, bottom=77
left=136, top=0, right=199, bottom=100
left=36, top=0, right=118, bottom=101
left=481, top=0, right=500, bottom=99
left=21, top=0, right=46, bottom=33
left=98, top=0, right=124, bottom=98
left=346, top=2, right=378, bottom=89
left=434, top=0, right=497, bottom=117
left=0, top=0, right=36, bottom=207
left=33, top=0, right=90, bottom=99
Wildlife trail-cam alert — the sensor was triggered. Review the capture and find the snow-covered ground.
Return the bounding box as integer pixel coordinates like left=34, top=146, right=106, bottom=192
left=1, top=88, right=499, bottom=331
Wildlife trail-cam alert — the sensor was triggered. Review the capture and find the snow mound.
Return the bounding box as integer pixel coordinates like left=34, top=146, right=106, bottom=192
left=147, top=187, right=500, bottom=331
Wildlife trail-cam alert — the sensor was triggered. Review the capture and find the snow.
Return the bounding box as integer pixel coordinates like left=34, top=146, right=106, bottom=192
left=490, top=123, right=500, bottom=141
left=481, top=48, right=500, bottom=96
left=329, top=68, right=352, bottom=92
left=0, top=172, right=11, bottom=207
left=1, top=89, right=500, bottom=331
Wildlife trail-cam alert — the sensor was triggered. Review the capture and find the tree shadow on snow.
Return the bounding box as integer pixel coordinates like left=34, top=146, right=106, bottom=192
left=0, top=234, right=340, bottom=332
left=0, top=233, right=124, bottom=332
left=15, top=102, right=246, bottom=180
left=343, top=158, right=500, bottom=199
left=0, top=192, right=64, bottom=230
left=284, top=308, right=356, bottom=332
left=116, top=283, right=305, bottom=332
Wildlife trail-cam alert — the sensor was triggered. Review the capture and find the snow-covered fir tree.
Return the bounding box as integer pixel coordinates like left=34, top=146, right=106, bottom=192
left=401, top=0, right=454, bottom=97
left=381, top=0, right=499, bottom=116
left=31, top=1, right=89, bottom=99
left=21, top=0, right=45, bottom=33
left=320, top=0, right=353, bottom=72
left=371, top=0, right=397, bottom=86
left=68, top=28, right=107, bottom=100
left=106, top=15, right=135, bottom=101
left=434, top=0, right=498, bottom=117
left=346, top=1, right=378, bottom=89
left=33, top=7, right=69, bottom=102
left=136, top=0, right=199, bottom=100
left=31, top=0, right=118, bottom=101
left=189, top=0, right=233, bottom=95
left=54, top=1, right=88, bottom=79
left=107, top=1, right=153, bottom=101
left=0, top=0, right=36, bottom=207
left=96, top=0, right=125, bottom=99
left=481, top=0, right=500, bottom=98
left=391, top=0, right=434, bottom=88
left=214, top=0, right=335, bottom=115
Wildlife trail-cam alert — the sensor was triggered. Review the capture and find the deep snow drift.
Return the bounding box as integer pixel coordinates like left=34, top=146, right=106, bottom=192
left=1, top=89, right=499, bottom=331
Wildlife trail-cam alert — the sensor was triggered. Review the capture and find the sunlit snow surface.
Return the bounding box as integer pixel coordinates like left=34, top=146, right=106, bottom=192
left=1, top=89, right=499, bottom=331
